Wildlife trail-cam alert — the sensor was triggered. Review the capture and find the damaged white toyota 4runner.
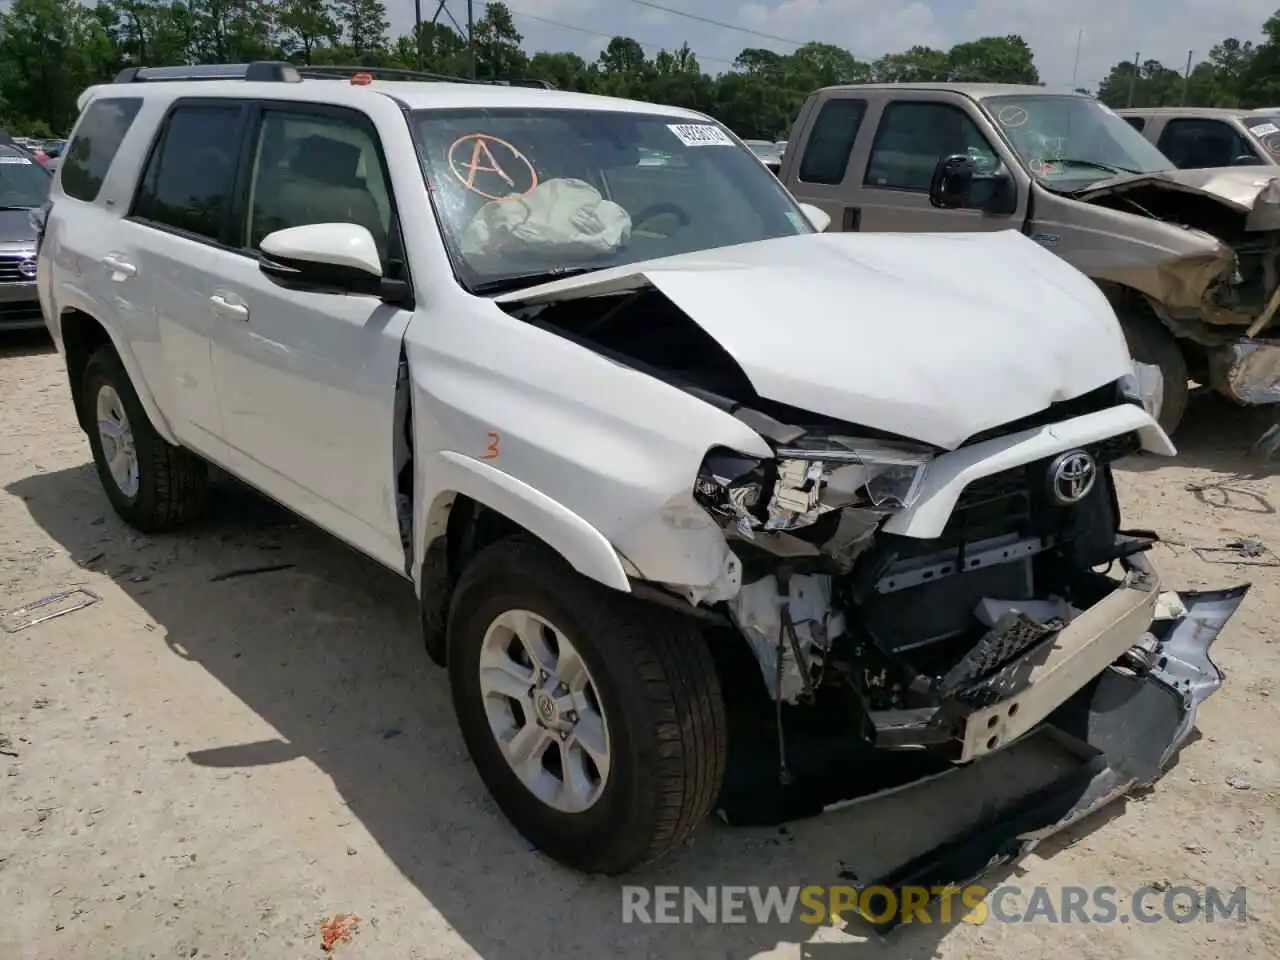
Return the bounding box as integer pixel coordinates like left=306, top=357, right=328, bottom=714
left=40, top=64, right=1249, bottom=895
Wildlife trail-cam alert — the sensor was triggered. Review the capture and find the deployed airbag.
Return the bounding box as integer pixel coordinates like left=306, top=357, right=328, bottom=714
left=460, top=177, right=632, bottom=258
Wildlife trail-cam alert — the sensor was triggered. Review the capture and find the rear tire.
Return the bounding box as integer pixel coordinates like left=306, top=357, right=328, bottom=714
left=447, top=536, right=726, bottom=874
left=1118, top=310, right=1189, bottom=436
left=81, top=345, right=208, bottom=532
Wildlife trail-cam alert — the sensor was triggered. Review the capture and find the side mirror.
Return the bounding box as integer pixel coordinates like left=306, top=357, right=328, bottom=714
left=797, top=202, right=832, bottom=232
left=258, top=223, right=384, bottom=296
left=929, top=154, right=975, bottom=209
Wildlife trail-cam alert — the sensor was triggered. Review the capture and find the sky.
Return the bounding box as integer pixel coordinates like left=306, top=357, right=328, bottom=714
left=390, top=0, right=1280, bottom=91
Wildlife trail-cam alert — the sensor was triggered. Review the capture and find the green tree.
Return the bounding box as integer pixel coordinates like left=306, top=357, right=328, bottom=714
left=187, top=0, right=275, bottom=63
left=0, top=0, right=109, bottom=133
left=947, top=35, right=1038, bottom=84
left=334, top=0, right=388, bottom=61
left=277, top=0, right=340, bottom=64
left=471, top=2, right=526, bottom=80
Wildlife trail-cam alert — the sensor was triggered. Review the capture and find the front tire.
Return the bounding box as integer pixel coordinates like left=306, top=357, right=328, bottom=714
left=81, top=345, right=209, bottom=532
left=1118, top=309, right=1189, bottom=436
left=447, top=537, right=726, bottom=874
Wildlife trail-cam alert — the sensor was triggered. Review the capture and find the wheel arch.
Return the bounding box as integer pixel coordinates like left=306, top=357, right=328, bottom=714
left=415, top=450, right=635, bottom=600
left=58, top=307, right=180, bottom=446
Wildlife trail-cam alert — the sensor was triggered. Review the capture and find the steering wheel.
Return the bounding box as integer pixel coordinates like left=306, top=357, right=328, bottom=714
left=631, top=202, right=692, bottom=231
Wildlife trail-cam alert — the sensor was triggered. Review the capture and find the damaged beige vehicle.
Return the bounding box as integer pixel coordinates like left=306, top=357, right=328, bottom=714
left=781, top=83, right=1280, bottom=435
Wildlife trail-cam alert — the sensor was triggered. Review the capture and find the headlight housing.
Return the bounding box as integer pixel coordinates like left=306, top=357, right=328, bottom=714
left=774, top=436, right=933, bottom=511
left=693, top=436, right=934, bottom=539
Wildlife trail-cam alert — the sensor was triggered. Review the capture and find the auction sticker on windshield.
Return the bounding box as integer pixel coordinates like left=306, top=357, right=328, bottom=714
left=0, top=155, right=32, bottom=164
left=1250, top=121, right=1280, bottom=137
left=668, top=123, right=733, bottom=146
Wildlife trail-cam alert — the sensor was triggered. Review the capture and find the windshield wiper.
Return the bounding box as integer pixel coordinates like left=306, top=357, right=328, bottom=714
left=1044, top=158, right=1141, bottom=176
left=0, top=204, right=38, bottom=211
left=471, top=265, right=607, bottom=296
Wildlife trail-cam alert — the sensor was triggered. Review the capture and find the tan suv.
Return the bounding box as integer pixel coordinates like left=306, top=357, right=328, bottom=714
left=780, top=83, right=1280, bottom=435
left=1118, top=106, right=1280, bottom=169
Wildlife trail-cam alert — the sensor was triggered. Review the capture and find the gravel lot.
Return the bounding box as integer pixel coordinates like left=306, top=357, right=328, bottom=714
left=2, top=331, right=1277, bottom=959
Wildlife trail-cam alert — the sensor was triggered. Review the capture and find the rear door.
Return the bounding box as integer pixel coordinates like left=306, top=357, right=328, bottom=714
left=117, top=98, right=249, bottom=459
left=782, top=92, right=872, bottom=231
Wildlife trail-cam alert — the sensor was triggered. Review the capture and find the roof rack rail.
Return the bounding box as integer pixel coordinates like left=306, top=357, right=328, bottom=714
left=296, top=64, right=477, bottom=84
left=110, top=60, right=556, bottom=90
left=113, top=61, right=302, bottom=84
left=294, top=64, right=555, bottom=89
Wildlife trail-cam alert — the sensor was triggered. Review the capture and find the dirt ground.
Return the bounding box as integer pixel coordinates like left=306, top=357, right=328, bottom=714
left=1, top=331, right=1277, bottom=960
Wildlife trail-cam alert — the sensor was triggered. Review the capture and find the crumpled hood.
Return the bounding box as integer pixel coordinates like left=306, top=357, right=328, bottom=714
left=1076, top=167, right=1280, bottom=231
left=497, top=230, right=1135, bottom=449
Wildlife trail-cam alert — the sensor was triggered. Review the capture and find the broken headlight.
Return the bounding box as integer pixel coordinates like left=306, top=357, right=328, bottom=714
left=774, top=436, right=933, bottom=511
left=693, top=438, right=933, bottom=539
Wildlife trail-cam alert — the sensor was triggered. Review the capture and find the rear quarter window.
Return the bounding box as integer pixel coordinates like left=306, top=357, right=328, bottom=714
left=798, top=98, right=867, bottom=184
left=61, top=97, right=144, bottom=202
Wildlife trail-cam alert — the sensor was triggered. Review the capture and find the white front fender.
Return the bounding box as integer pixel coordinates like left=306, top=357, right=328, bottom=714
left=415, top=450, right=632, bottom=594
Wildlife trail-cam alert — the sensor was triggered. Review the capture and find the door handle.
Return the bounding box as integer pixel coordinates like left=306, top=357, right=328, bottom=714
left=210, top=294, right=249, bottom=320
left=101, top=255, right=136, bottom=278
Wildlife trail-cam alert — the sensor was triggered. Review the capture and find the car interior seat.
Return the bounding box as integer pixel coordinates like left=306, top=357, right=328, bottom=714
left=276, top=134, right=388, bottom=256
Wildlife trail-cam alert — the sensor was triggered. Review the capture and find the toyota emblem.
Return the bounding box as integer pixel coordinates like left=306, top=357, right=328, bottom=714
left=1047, top=450, right=1097, bottom=505
left=18, top=257, right=36, bottom=279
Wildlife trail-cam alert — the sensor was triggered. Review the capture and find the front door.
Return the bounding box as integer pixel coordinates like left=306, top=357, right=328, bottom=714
left=854, top=98, right=1027, bottom=234
left=207, top=103, right=414, bottom=570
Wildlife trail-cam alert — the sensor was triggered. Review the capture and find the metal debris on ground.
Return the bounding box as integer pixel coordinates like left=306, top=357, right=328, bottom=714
left=1192, top=538, right=1280, bottom=566
left=2, top=588, right=101, bottom=634
left=207, top=563, right=296, bottom=583
left=319, top=913, right=361, bottom=953
left=1253, top=423, right=1280, bottom=461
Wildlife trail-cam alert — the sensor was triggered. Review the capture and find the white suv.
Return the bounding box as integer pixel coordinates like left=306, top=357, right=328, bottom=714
left=37, top=62, right=1247, bottom=887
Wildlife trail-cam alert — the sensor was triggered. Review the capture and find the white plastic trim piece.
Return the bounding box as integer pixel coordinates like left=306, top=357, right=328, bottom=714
left=883, top=404, right=1172, bottom=540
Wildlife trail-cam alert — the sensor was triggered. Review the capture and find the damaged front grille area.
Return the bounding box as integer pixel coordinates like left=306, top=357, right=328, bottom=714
left=695, top=406, right=1152, bottom=769
left=952, top=431, right=1141, bottom=516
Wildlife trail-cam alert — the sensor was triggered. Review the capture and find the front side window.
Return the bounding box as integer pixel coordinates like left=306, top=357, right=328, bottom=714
left=60, top=97, right=143, bottom=202
left=131, top=104, right=243, bottom=243
left=0, top=145, right=51, bottom=208
left=411, top=108, right=812, bottom=293
left=1158, top=118, right=1263, bottom=168
left=865, top=102, right=999, bottom=191
left=243, top=109, right=393, bottom=257
left=984, top=95, right=1171, bottom=185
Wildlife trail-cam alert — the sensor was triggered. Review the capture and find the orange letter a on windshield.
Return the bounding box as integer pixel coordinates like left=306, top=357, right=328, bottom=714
left=461, top=138, right=515, bottom=189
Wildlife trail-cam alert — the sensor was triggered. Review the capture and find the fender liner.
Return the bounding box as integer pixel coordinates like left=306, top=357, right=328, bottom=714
left=423, top=450, right=632, bottom=593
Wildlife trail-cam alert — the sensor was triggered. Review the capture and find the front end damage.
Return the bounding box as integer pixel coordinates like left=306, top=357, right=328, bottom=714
left=686, top=396, right=1250, bottom=921
left=1077, top=170, right=1280, bottom=406
left=493, top=233, right=1249, bottom=911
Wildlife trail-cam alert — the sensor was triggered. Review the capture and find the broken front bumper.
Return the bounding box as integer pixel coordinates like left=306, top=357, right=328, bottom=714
left=958, top=555, right=1160, bottom=762
left=1208, top=337, right=1280, bottom=405
left=864, top=580, right=1250, bottom=932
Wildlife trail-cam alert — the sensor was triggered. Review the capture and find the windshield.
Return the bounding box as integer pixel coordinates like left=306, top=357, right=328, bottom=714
left=0, top=145, right=50, bottom=207
left=983, top=95, right=1172, bottom=187
left=1243, top=115, right=1280, bottom=159
left=411, top=108, right=811, bottom=292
